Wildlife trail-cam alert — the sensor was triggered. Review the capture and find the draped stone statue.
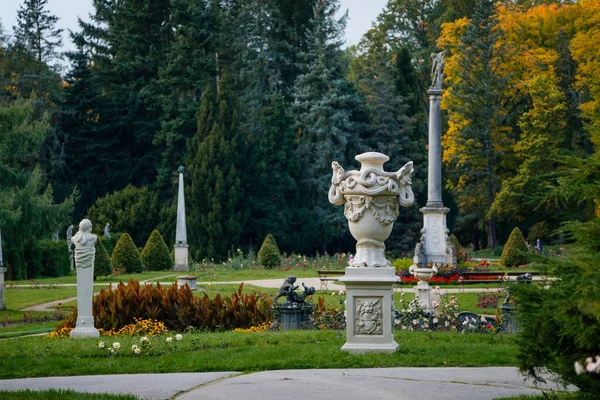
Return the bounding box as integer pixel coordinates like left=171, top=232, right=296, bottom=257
left=430, top=51, right=445, bottom=89
left=66, top=224, right=74, bottom=253
left=70, top=219, right=99, bottom=338
left=104, top=223, right=111, bottom=238
left=72, top=219, right=97, bottom=269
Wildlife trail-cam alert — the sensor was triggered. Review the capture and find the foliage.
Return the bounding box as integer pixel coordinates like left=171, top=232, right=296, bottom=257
left=313, top=294, right=346, bottom=330
left=36, top=240, right=71, bottom=278
left=94, top=239, right=113, bottom=278
left=449, top=234, right=471, bottom=263
left=512, top=253, right=600, bottom=395
left=500, top=227, right=529, bottom=267
left=111, top=234, right=142, bottom=274
left=87, top=185, right=160, bottom=247
left=257, top=234, right=281, bottom=269
left=186, top=75, right=247, bottom=261
left=0, top=389, right=141, bottom=400
left=140, top=230, right=172, bottom=271
left=85, top=280, right=273, bottom=332
left=476, top=288, right=502, bottom=308
left=0, top=97, right=73, bottom=280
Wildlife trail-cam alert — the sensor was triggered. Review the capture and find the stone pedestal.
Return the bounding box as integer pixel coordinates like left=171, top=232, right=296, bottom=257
left=273, top=303, right=314, bottom=330
left=174, top=244, right=189, bottom=272
left=409, top=265, right=437, bottom=312
left=340, top=267, right=399, bottom=353
left=71, top=261, right=99, bottom=338
left=177, top=275, right=197, bottom=291
left=0, top=267, right=6, bottom=311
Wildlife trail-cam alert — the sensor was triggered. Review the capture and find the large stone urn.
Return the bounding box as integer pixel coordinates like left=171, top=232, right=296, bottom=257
left=329, top=152, right=414, bottom=353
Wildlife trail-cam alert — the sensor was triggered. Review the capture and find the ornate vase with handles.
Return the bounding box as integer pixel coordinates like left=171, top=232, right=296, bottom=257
left=328, top=152, right=415, bottom=268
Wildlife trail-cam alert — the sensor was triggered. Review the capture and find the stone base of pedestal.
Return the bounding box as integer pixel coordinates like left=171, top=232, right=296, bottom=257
left=415, top=281, right=432, bottom=312
left=70, top=316, right=99, bottom=338
left=174, top=245, right=189, bottom=272
left=340, top=267, right=399, bottom=354
left=414, top=206, right=456, bottom=267
left=177, top=276, right=197, bottom=290
left=273, top=303, right=314, bottom=330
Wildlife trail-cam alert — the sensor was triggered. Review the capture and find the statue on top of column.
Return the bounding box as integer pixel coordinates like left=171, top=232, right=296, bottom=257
left=430, top=51, right=446, bottom=90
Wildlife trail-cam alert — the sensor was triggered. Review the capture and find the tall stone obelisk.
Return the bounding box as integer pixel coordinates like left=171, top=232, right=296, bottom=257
left=174, top=166, right=189, bottom=272
left=413, top=51, right=456, bottom=269
left=0, top=227, right=6, bottom=311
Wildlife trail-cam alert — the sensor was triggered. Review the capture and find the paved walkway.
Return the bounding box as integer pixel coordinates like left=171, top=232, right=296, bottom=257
left=0, top=368, right=571, bottom=399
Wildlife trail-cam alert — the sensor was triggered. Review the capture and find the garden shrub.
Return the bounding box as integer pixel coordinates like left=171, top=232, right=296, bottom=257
left=94, top=240, right=113, bottom=278
left=500, top=227, right=528, bottom=267
left=100, top=233, right=122, bottom=257
left=141, top=230, right=172, bottom=271
left=449, top=234, right=471, bottom=263
left=257, top=234, right=281, bottom=269
left=111, top=233, right=143, bottom=273
left=85, top=280, right=272, bottom=332
left=512, top=253, right=600, bottom=395
left=526, top=221, right=554, bottom=245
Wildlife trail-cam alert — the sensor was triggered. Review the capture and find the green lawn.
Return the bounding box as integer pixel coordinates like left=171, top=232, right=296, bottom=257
left=0, top=329, right=518, bottom=379
left=4, top=287, right=78, bottom=309
left=7, top=271, right=177, bottom=285
left=0, top=389, right=140, bottom=400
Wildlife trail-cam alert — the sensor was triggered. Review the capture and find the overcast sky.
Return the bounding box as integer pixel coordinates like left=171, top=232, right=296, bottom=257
left=1, top=0, right=387, bottom=52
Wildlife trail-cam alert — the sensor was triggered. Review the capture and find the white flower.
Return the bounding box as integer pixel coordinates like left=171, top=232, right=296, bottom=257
left=435, top=286, right=440, bottom=291
left=332, top=292, right=336, bottom=296
left=112, top=342, right=121, bottom=350
left=109, top=348, right=115, bottom=354
left=140, top=336, right=149, bottom=344
left=132, top=344, right=139, bottom=351
left=98, top=341, right=105, bottom=349
left=401, top=292, right=405, bottom=297
left=586, top=361, right=597, bottom=373
left=338, top=289, right=345, bottom=296
left=175, top=334, right=182, bottom=341
left=133, top=347, right=141, bottom=355
left=166, top=337, right=173, bottom=343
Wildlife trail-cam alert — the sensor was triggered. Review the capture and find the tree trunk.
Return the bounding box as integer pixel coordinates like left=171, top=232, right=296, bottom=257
left=487, top=216, right=497, bottom=249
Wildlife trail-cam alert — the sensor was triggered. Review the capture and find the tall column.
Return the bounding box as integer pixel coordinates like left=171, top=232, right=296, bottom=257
left=413, top=52, right=455, bottom=308
left=174, top=166, right=189, bottom=272
left=0, top=227, right=6, bottom=311
left=427, top=89, right=444, bottom=208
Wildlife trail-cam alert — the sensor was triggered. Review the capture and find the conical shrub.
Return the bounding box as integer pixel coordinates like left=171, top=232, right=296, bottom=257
left=500, top=227, right=529, bottom=267
left=141, top=230, right=173, bottom=271
left=111, top=233, right=143, bottom=273
left=94, top=239, right=113, bottom=278
left=257, top=234, right=281, bottom=269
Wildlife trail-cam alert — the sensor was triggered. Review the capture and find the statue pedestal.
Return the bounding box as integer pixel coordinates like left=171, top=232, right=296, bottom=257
left=70, top=265, right=99, bottom=338
left=273, top=303, right=314, bottom=330
left=414, top=206, right=456, bottom=267
left=177, top=275, right=197, bottom=290
left=173, top=244, right=189, bottom=272
left=340, top=267, right=399, bottom=353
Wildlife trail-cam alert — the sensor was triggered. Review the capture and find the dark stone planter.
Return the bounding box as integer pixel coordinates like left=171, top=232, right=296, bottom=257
left=273, top=302, right=314, bottom=330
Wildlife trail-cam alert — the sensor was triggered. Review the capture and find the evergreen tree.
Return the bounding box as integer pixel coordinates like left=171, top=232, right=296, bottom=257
left=141, top=230, right=172, bottom=271
left=94, top=239, right=113, bottom=278
left=186, top=72, right=247, bottom=261
left=292, top=0, right=366, bottom=253
left=12, top=0, right=63, bottom=69
left=443, top=0, right=507, bottom=249
left=154, top=0, right=216, bottom=191
left=0, top=97, right=73, bottom=279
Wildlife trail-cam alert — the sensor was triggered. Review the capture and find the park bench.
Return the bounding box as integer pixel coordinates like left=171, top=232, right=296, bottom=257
left=317, top=270, right=345, bottom=291
left=458, top=271, right=505, bottom=290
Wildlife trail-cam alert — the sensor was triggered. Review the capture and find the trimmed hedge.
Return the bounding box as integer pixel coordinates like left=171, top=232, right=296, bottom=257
left=111, top=233, right=143, bottom=273
left=257, top=234, right=281, bottom=269
left=94, top=239, right=113, bottom=278
left=141, top=230, right=172, bottom=271
left=500, top=227, right=529, bottom=267
left=22, top=240, right=71, bottom=278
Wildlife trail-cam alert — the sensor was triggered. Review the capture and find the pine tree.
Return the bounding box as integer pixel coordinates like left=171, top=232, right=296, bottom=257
left=12, top=0, right=63, bottom=69
left=443, top=0, right=506, bottom=249
left=186, top=72, right=247, bottom=261
left=292, top=0, right=366, bottom=253
left=94, top=239, right=113, bottom=278
left=141, top=230, right=172, bottom=271
left=0, top=97, right=73, bottom=279
left=111, top=233, right=143, bottom=273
